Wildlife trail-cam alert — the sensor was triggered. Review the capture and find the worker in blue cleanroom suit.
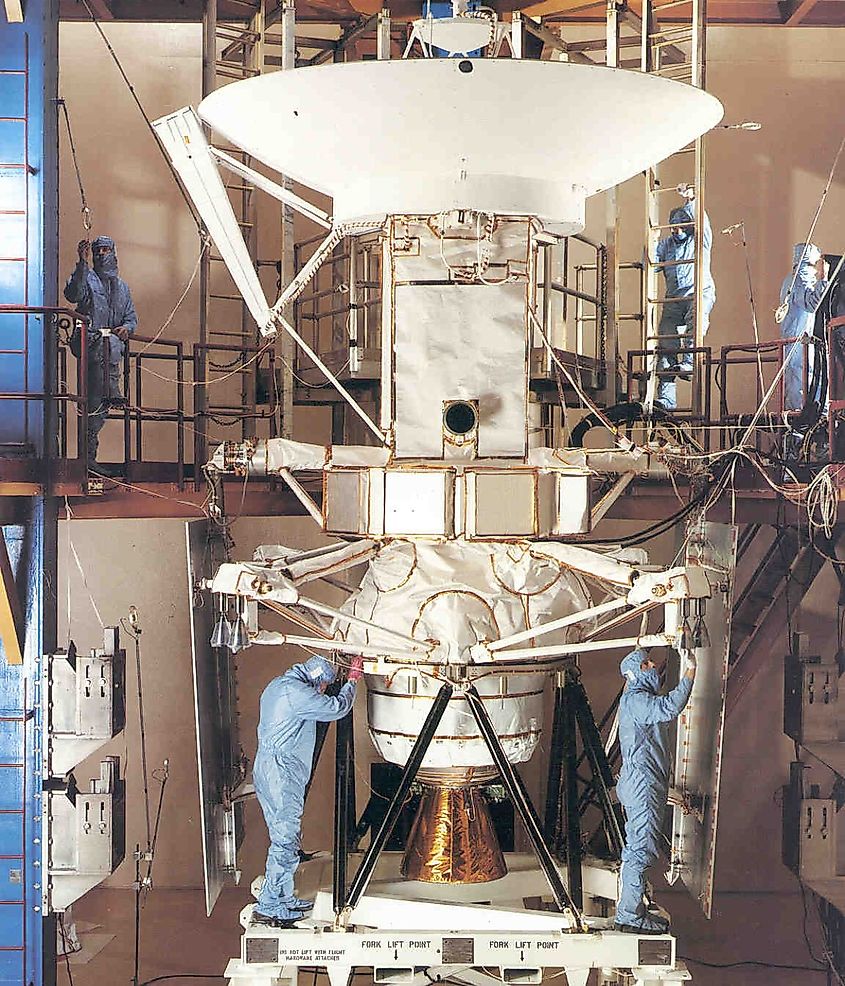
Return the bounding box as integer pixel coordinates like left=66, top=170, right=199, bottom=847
left=614, top=648, right=696, bottom=934
left=654, top=197, right=715, bottom=410
left=64, top=236, right=137, bottom=468
left=779, top=242, right=830, bottom=412
left=252, top=654, right=363, bottom=927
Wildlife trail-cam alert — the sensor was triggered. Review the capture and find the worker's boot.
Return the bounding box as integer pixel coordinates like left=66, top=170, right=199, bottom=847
left=250, top=910, right=301, bottom=929
left=614, top=912, right=670, bottom=936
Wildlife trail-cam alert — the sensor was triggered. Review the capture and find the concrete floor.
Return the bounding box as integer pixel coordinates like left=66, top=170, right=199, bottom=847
left=58, top=885, right=831, bottom=986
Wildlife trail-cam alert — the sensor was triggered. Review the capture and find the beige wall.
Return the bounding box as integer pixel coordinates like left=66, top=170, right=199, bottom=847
left=56, top=13, right=845, bottom=947
left=584, top=27, right=845, bottom=409
left=58, top=514, right=377, bottom=889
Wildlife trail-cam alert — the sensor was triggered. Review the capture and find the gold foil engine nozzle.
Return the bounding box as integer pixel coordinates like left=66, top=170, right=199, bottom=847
left=401, top=784, right=507, bottom=884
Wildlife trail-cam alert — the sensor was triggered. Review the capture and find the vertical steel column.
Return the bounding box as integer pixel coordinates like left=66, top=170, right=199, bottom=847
left=603, top=1, right=621, bottom=405
left=345, top=683, right=453, bottom=911
left=560, top=677, right=582, bottom=909
left=691, top=0, right=707, bottom=421
left=333, top=707, right=353, bottom=914
left=279, top=0, right=296, bottom=438
left=1, top=4, right=58, bottom=984
left=510, top=12, right=524, bottom=59
left=196, top=1, right=217, bottom=481
left=463, top=685, right=584, bottom=929
left=377, top=9, right=391, bottom=59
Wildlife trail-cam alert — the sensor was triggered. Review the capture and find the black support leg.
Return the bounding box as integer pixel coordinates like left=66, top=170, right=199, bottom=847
left=333, top=708, right=353, bottom=914
left=572, top=680, right=624, bottom=858
left=544, top=676, right=566, bottom=848
left=463, top=684, right=585, bottom=931
left=561, top=678, right=583, bottom=909
left=344, top=682, right=454, bottom=912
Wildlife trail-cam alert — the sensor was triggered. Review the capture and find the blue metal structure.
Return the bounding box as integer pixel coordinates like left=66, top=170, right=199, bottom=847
left=0, top=2, right=59, bottom=984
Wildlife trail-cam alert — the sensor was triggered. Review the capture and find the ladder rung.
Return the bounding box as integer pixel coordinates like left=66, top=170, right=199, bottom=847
left=649, top=27, right=693, bottom=40
left=210, top=294, right=244, bottom=301
left=215, top=67, right=261, bottom=81
left=216, top=27, right=260, bottom=43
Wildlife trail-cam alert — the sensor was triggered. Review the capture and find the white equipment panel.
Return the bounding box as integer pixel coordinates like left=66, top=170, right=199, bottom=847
left=670, top=522, right=737, bottom=916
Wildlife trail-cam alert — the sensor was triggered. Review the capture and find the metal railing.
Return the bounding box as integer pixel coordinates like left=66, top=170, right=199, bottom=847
left=624, top=333, right=820, bottom=454
left=293, top=231, right=382, bottom=384
left=0, top=305, right=285, bottom=490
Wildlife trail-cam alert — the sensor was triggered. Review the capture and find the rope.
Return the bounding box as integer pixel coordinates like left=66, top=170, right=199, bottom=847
left=57, top=99, right=92, bottom=232
left=721, top=222, right=765, bottom=400
left=775, top=134, right=845, bottom=323
left=77, top=0, right=203, bottom=234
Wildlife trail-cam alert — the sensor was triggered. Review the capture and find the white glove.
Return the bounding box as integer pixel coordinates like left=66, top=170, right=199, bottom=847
left=682, top=650, right=697, bottom=673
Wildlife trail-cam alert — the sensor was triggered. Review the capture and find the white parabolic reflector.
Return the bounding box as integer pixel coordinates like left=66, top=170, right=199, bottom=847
left=198, top=59, right=723, bottom=231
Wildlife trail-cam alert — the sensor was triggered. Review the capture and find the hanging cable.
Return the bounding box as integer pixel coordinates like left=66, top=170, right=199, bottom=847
left=56, top=99, right=92, bottom=233
left=76, top=0, right=203, bottom=234
left=123, top=608, right=152, bottom=850
left=721, top=221, right=765, bottom=400
left=776, top=134, right=845, bottom=323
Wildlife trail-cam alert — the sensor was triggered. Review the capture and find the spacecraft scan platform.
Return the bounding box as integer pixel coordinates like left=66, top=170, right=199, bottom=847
left=149, top=12, right=734, bottom=986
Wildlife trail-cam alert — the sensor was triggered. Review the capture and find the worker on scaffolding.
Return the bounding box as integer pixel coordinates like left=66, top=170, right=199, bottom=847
left=778, top=242, right=830, bottom=416
left=615, top=647, right=696, bottom=934
left=64, top=236, right=137, bottom=472
left=654, top=188, right=716, bottom=411
left=252, top=654, right=363, bottom=928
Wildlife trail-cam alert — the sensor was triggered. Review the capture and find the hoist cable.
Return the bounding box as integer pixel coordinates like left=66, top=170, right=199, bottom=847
left=120, top=612, right=152, bottom=851
left=57, top=98, right=92, bottom=232
left=776, top=134, right=845, bottom=323
left=77, top=0, right=203, bottom=234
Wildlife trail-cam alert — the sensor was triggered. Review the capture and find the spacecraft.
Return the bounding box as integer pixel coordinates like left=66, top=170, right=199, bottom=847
left=153, top=16, right=733, bottom=986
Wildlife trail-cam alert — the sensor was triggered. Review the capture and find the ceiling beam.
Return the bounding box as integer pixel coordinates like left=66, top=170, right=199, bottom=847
left=523, top=0, right=605, bottom=19
left=778, top=0, right=820, bottom=23
left=85, top=0, right=114, bottom=18
left=3, top=0, right=24, bottom=23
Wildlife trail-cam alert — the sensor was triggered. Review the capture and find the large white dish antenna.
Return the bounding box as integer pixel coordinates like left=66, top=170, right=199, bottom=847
left=198, top=59, right=723, bottom=231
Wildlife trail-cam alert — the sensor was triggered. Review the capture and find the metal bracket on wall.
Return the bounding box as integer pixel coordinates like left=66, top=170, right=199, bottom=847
left=41, top=628, right=127, bottom=914
left=42, top=626, right=126, bottom=775
left=42, top=756, right=126, bottom=914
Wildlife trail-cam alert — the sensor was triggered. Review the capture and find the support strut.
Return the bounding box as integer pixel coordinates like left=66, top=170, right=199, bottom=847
left=463, top=684, right=585, bottom=931
left=344, top=682, right=453, bottom=912
left=333, top=705, right=354, bottom=914
left=561, top=676, right=583, bottom=909
left=571, top=678, right=624, bottom=857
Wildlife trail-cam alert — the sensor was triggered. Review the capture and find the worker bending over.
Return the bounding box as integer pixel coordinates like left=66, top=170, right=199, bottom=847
left=615, top=647, right=696, bottom=934
left=252, top=654, right=363, bottom=928
left=654, top=192, right=715, bottom=410
left=779, top=242, right=830, bottom=413
left=64, top=236, right=137, bottom=471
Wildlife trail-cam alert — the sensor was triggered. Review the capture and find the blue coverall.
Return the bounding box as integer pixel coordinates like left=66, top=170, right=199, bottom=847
left=779, top=243, right=829, bottom=412
left=654, top=201, right=716, bottom=410
left=615, top=649, right=693, bottom=931
left=63, top=236, right=137, bottom=462
left=254, top=656, right=357, bottom=921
